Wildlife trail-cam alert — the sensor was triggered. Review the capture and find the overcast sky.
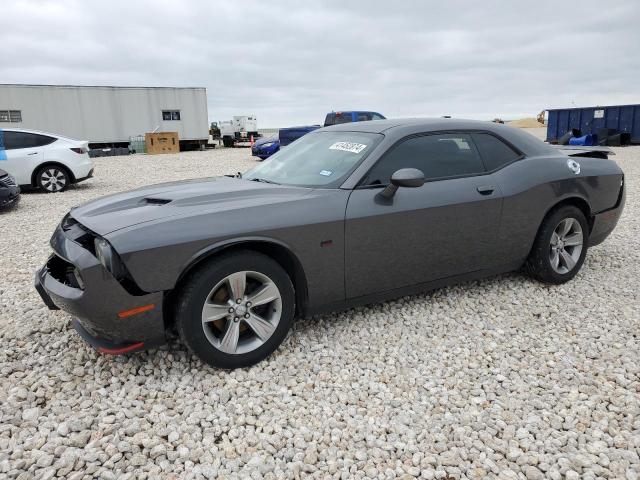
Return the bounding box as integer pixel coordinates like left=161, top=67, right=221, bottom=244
left=2, top=0, right=639, bottom=127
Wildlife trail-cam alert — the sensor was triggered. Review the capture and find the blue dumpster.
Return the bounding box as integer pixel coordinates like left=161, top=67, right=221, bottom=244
left=546, top=104, right=640, bottom=144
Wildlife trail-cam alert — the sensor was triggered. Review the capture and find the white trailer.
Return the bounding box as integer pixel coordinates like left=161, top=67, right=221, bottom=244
left=219, top=115, right=260, bottom=147
left=0, top=84, right=209, bottom=149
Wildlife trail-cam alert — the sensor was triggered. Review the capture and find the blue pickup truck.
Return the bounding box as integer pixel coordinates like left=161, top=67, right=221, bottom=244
left=252, top=111, right=385, bottom=160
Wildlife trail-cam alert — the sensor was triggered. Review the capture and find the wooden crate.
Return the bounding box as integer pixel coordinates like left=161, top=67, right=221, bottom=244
left=145, top=132, right=179, bottom=154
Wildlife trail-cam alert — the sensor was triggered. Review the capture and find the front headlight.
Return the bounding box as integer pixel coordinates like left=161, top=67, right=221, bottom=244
left=94, top=237, right=126, bottom=280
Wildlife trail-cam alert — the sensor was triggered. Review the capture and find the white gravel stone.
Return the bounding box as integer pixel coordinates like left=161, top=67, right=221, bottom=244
left=21, top=408, right=40, bottom=422
left=565, top=470, right=580, bottom=480
left=1, top=143, right=639, bottom=478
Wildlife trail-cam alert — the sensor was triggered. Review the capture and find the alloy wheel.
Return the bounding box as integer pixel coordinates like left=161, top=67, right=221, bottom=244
left=549, top=218, right=583, bottom=274
left=40, top=168, right=67, bottom=192
left=200, top=271, right=282, bottom=354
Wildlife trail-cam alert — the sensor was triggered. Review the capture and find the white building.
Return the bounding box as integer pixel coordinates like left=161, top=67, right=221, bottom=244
left=0, top=84, right=209, bottom=148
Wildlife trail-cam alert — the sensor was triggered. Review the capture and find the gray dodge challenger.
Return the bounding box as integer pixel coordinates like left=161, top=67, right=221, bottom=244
left=35, top=119, right=625, bottom=368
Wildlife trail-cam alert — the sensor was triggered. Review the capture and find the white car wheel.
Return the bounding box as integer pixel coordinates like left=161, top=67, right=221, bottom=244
left=37, top=166, right=70, bottom=193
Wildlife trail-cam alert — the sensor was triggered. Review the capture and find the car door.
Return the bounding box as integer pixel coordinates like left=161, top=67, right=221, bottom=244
left=1, top=131, right=45, bottom=185
left=345, top=132, right=503, bottom=298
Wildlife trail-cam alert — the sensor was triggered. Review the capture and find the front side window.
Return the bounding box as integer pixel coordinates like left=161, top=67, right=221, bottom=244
left=363, top=133, right=485, bottom=185
left=245, top=131, right=383, bottom=188
left=163, top=110, right=181, bottom=121
left=471, top=133, right=521, bottom=171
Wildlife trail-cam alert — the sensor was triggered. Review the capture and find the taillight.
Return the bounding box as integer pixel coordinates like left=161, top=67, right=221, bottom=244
left=70, top=147, right=87, bottom=154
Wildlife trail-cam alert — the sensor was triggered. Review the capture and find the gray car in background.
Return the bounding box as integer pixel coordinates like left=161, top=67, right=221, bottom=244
left=35, top=119, right=625, bottom=368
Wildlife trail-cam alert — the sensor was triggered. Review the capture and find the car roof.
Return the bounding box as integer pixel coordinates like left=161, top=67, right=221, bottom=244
left=322, top=117, right=505, bottom=133
left=320, top=117, right=556, bottom=156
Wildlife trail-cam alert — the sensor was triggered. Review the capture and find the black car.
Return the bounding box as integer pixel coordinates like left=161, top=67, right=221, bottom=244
left=0, top=169, right=20, bottom=208
left=35, top=119, right=625, bottom=368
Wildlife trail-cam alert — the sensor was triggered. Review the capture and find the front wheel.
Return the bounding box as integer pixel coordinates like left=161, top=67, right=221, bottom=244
left=176, top=251, right=295, bottom=369
left=525, top=205, right=589, bottom=284
left=36, top=166, right=70, bottom=192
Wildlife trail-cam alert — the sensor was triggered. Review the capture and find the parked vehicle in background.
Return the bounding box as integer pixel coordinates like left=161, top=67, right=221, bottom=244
left=279, top=125, right=321, bottom=147
left=323, top=111, right=385, bottom=126
left=220, top=116, right=261, bottom=147
left=278, top=111, right=385, bottom=149
left=0, top=128, right=94, bottom=192
left=35, top=119, right=624, bottom=369
left=0, top=168, right=20, bottom=208
left=251, top=135, right=280, bottom=160
left=209, top=122, right=221, bottom=139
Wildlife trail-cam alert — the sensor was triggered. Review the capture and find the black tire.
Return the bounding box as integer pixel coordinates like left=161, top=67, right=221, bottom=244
left=525, top=205, right=589, bottom=284
left=36, top=165, right=71, bottom=193
left=176, top=251, right=295, bottom=369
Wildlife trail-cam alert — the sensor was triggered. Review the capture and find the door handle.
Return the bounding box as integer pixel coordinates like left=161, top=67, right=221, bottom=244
left=476, top=185, right=495, bottom=195
left=27, top=152, right=39, bottom=156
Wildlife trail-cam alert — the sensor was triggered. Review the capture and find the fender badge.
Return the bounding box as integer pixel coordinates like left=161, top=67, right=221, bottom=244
left=567, top=159, right=581, bottom=175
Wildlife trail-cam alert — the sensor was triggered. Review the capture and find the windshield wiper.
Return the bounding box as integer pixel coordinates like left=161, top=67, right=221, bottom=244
left=249, top=178, right=280, bottom=185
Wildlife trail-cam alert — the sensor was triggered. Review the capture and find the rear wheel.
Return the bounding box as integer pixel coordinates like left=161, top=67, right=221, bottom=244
left=36, top=166, right=70, bottom=192
left=176, top=251, right=295, bottom=369
left=525, top=205, right=588, bottom=284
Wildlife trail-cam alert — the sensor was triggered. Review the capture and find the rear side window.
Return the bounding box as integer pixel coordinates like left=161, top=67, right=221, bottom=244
left=471, top=133, right=521, bottom=171
left=371, top=113, right=385, bottom=120
left=3, top=131, right=55, bottom=150
left=334, top=112, right=353, bottom=124
left=364, top=133, right=485, bottom=185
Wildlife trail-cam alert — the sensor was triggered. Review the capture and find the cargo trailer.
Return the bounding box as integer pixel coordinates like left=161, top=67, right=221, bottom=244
left=0, top=84, right=209, bottom=150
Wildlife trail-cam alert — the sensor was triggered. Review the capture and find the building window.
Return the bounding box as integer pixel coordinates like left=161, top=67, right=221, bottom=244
left=162, top=110, right=181, bottom=121
left=0, top=110, right=22, bottom=123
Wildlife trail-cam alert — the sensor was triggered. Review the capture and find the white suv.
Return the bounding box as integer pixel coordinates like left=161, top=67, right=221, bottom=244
left=0, top=128, right=94, bottom=192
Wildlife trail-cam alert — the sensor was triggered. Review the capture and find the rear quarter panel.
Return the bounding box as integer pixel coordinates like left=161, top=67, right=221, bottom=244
left=44, top=141, right=93, bottom=179
left=494, top=154, right=623, bottom=262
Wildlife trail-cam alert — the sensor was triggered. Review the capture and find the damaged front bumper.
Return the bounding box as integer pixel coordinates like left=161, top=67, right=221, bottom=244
left=35, top=223, right=167, bottom=354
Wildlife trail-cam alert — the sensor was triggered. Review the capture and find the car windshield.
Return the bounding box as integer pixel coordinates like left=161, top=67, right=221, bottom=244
left=244, top=131, right=382, bottom=188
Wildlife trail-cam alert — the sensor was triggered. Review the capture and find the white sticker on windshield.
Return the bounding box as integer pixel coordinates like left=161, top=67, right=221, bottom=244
left=329, top=142, right=368, bottom=154
left=319, top=170, right=333, bottom=176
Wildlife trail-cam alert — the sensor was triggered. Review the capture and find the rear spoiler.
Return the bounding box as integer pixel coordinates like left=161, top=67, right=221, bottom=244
left=552, top=145, right=615, bottom=159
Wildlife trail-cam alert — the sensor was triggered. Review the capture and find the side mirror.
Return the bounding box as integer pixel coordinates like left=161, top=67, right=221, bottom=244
left=379, top=168, right=425, bottom=199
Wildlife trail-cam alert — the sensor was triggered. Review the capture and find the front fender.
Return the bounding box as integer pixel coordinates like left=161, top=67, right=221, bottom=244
left=176, top=235, right=305, bottom=286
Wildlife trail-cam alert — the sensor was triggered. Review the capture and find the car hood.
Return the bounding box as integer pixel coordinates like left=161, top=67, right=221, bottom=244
left=70, top=176, right=312, bottom=235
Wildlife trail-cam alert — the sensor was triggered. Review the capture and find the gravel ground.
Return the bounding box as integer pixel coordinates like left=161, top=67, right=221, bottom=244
left=1, top=140, right=638, bottom=479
